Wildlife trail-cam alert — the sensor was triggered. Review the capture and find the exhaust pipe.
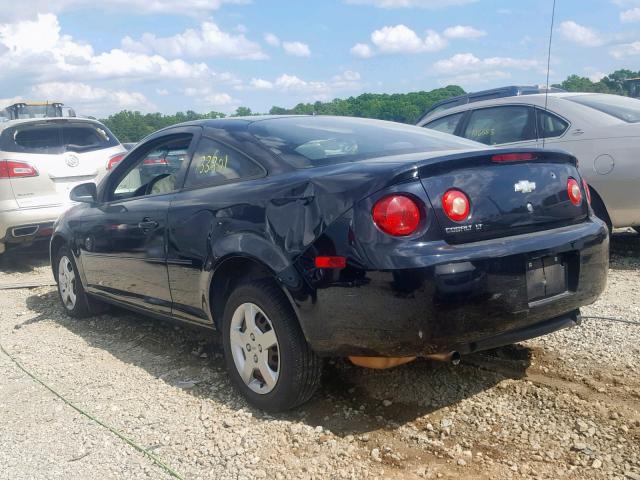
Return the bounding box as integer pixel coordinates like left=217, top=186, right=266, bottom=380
left=424, top=351, right=461, bottom=365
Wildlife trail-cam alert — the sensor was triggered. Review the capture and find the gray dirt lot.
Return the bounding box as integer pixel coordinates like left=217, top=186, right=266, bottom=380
left=0, top=236, right=639, bottom=480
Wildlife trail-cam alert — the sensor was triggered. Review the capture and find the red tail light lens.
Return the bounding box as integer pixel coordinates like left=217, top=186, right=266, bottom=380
left=143, top=157, right=168, bottom=165
left=372, top=194, right=422, bottom=236
left=442, top=189, right=470, bottom=222
left=582, top=178, right=591, bottom=205
left=491, top=152, right=537, bottom=163
left=567, top=178, right=582, bottom=206
left=0, top=160, right=38, bottom=178
left=107, top=153, right=125, bottom=170
left=315, top=256, right=347, bottom=269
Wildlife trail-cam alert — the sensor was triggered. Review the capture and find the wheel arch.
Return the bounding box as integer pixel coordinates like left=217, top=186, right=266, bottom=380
left=587, top=183, right=612, bottom=231
left=208, top=254, right=299, bottom=330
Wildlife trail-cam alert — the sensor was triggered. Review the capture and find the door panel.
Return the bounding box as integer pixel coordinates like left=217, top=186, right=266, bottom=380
left=77, top=129, right=199, bottom=314
left=80, top=195, right=173, bottom=314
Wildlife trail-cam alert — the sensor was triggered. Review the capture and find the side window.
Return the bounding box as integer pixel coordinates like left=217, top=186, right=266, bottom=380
left=111, top=135, right=193, bottom=200
left=537, top=109, right=569, bottom=139
left=425, top=112, right=465, bottom=136
left=185, top=137, right=264, bottom=188
left=462, top=106, right=536, bottom=145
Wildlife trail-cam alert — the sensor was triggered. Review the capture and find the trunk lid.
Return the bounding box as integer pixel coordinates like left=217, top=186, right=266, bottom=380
left=418, top=149, right=589, bottom=243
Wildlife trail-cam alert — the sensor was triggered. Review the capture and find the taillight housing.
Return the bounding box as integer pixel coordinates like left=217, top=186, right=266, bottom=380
left=582, top=178, right=591, bottom=205
left=442, top=189, right=471, bottom=222
left=372, top=194, right=422, bottom=236
left=0, top=160, right=38, bottom=178
left=143, top=157, right=168, bottom=166
left=107, top=153, right=125, bottom=170
left=567, top=177, right=582, bottom=206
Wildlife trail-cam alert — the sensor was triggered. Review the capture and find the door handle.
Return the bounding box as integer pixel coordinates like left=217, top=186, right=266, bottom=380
left=138, top=218, right=159, bottom=231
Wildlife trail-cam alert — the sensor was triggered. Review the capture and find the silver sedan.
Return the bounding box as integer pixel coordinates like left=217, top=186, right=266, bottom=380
left=418, top=92, right=640, bottom=231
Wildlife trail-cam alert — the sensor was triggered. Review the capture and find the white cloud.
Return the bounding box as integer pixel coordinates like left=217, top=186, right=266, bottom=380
left=620, top=7, right=640, bottom=22
left=610, top=41, right=640, bottom=58
left=345, top=0, right=476, bottom=8
left=0, top=13, right=243, bottom=88
left=121, top=20, right=267, bottom=60
left=184, top=87, right=235, bottom=107
left=433, top=52, right=543, bottom=74
left=0, top=13, right=249, bottom=116
left=350, top=42, right=374, bottom=58
left=558, top=21, right=604, bottom=47
left=351, top=24, right=447, bottom=57
left=264, top=33, right=280, bottom=46
left=31, top=82, right=155, bottom=115
left=0, top=0, right=250, bottom=21
left=588, top=71, right=607, bottom=82
left=442, top=25, right=486, bottom=39
left=250, top=78, right=274, bottom=89
left=282, top=41, right=311, bottom=57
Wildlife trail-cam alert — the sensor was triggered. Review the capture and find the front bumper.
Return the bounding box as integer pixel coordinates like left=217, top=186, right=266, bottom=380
left=289, top=218, right=609, bottom=357
left=0, top=204, right=70, bottom=246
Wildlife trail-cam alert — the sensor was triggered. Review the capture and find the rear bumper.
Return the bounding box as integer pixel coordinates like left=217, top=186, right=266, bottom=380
left=289, top=218, right=609, bottom=357
left=0, top=204, right=69, bottom=245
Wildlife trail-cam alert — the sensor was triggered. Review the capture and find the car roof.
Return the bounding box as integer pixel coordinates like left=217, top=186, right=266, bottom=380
left=416, top=85, right=567, bottom=123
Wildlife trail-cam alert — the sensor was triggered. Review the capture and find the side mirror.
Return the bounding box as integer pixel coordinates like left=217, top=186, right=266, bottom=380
left=70, top=182, right=97, bottom=204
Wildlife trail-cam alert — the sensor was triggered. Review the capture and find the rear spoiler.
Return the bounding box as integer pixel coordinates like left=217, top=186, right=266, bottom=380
left=412, top=148, right=578, bottom=180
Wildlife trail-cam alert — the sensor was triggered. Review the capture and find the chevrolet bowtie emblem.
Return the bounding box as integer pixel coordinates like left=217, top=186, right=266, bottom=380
left=514, top=180, right=536, bottom=193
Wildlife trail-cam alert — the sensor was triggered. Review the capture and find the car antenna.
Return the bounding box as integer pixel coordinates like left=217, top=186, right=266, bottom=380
left=543, top=0, right=557, bottom=149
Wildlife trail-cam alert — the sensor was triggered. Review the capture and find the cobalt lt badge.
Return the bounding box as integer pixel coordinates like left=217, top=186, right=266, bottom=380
left=514, top=180, right=536, bottom=193
left=65, top=153, right=80, bottom=168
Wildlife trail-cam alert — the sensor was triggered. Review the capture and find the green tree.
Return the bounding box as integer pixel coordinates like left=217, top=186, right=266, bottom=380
left=232, top=106, right=253, bottom=117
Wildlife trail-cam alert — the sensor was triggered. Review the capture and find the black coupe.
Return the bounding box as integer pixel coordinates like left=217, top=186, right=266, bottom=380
left=51, top=116, right=608, bottom=411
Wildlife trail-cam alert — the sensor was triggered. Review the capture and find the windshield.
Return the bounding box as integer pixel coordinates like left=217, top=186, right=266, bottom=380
left=248, top=116, right=479, bottom=168
left=567, top=94, right=640, bottom=123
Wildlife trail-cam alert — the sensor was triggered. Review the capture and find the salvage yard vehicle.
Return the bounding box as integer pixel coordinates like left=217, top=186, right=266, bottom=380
left=50, top=116, right=608, bottom=411
left=417, top=90, right=640, bottom=232
left=0, top=117, right=126, bottom=255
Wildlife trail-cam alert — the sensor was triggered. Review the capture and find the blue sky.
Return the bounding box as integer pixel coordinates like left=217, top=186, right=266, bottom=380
left=0, top=0, right=638, bottom=116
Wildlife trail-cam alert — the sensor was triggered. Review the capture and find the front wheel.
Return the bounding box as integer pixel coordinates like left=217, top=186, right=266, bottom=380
left=54, top=246, right=105, bottom=318
left=222, top=280, right=322, bottom=411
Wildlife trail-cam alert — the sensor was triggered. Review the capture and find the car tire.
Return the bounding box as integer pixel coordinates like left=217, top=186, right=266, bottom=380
left=222, top=280, right=322, bottom=411
left=53, top=246, right=106, bottom=318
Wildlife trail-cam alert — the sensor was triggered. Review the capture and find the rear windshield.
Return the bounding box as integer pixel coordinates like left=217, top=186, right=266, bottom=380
left=248, top=116, right=479, bottom=168
left=567, top=94, right=640, bottom=123
left=0, top=121, right=119, bottom=154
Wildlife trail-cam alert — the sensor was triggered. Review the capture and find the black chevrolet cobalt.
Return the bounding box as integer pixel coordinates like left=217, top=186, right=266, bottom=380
left=51, top=116, right=608, bottom=411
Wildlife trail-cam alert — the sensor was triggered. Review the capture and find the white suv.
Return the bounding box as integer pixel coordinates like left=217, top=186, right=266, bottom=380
left=0, top=118, right=125, bottom=255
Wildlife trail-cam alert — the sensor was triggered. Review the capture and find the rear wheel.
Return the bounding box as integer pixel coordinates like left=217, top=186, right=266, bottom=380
left=222, top=280, right=322, bottom=411
left=54, top=246, right=106, bottom=317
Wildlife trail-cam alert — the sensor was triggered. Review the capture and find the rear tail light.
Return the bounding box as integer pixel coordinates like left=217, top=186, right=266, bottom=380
left=442, top=189, right=471, bottom=222
left=0, top=160, right=38, bottom=178
left=315, top=256, right=347, bottom=269
left=582, top=178, right=591, bottom=205
left=567, top=177, right=582, bottom=206
left=143, top=157, right=168, bottom=165
left=372, top=194, right=422, bottom=236
left=107, top=153, right=125, bottom=170
left=491, top=152, right=537, bottom=163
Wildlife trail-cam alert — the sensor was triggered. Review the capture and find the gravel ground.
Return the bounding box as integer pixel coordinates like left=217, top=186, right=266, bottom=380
left=0, top=236, right=638, bottom=480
